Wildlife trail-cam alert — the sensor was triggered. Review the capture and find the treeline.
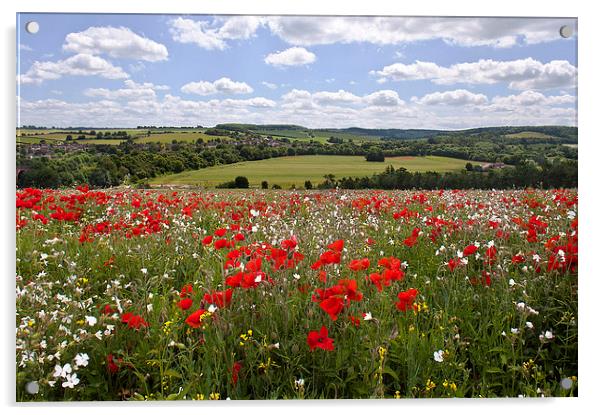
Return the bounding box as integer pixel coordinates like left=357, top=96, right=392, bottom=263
left=319, top=159, right=577, bottom=190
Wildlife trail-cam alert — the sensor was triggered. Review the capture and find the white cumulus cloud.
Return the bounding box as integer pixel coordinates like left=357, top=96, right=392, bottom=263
left=63, top=26, right=168, bottom=62
left=18, top=54, right=128, bottom=85
left=181, top=77, right=254, bottom=96
left=373, top=58, right=576, bottom=90
left=264, top=47, right=316, bottom=67
left=413, top=89, right=489, bottom=106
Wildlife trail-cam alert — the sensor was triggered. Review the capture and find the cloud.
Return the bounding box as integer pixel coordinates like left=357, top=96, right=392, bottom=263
left=181, top=77, right=253, bottom=95
left=264, top=47, right=316, bottom=67
left=413, top=89, right=488, bottom=106
left=488, top=90, right=575, bottom=111
left=19, top=43, right=33, bottom=52
left=18, top=54, right=128, bottom=85
left=363, top=90, right=404, bottom=107
left=373, top=58, right=577, bottom=90
left=63, top=26, right=168, bottom=62
left=84, top=80, right=169, bottom=100
left=312, top=90, right=361, bottom=105
left=168, top=16, right=263, bottom=50
left=264, top=16, right=574, bottom=48
left=262, top=81, right=278, bottom=90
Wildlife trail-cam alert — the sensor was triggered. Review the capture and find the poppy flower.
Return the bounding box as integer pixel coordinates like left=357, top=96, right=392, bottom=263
left=121, top=312, right=149, bottom=330
left=202, top=235, right=213, bottom=245
left=327, top=239, right=344, bottom=252
left=179, top=284, right=193, bottom=298
left=204, top=289, right=233, bottom=308
left=349, top=258, right=370, bottom=272
left=185, top=309, right=208, bottom=328
left=395, top=288, right=419, bottom=312
left=320, top=296, right=345, bottom=321
left=307, top=326, right=335, bottom=351
left=106, top=354, right=121, bottom=374
left=463, top=244, right=478, bottom=256
left=231, top=362, right=242, bottom=385
left=177, top=298, right=193, bottom=311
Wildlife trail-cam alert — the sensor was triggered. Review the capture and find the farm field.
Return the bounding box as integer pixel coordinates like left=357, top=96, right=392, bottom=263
left=16, top=187, right=578, bottom=400
left=150, top=155, right=478, bottom=188
left=504, top=131, right=558, bottom=139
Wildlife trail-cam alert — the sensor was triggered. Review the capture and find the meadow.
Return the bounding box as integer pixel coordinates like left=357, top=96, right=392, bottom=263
left=150, top=155, right=477, bottom=188
left=16, top=187, right=577, bottom=400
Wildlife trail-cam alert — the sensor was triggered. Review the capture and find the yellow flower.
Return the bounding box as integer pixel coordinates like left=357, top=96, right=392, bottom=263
left=394, top=390, right=401, bottom=399
left=209, top=392, right=220, bottom=400
left=193, top=393, right=205, bottom=400
left=425, top=379, right=436, bottom=392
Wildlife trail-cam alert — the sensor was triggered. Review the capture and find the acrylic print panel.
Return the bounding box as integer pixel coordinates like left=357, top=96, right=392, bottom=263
left=16, top=13, right=577, bottom=401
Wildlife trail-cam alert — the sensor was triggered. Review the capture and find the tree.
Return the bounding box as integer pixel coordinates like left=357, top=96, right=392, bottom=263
left=261, top=181, right=268, bottom=189
left=365, top=149, right=385, bottom=162
left=304, top=180, right=313, bottom=190
left=66, top=135, right=73, bottom=141
left=234, top=176, right=249, bottom=188
left=465, top=162, right=474, bottom=171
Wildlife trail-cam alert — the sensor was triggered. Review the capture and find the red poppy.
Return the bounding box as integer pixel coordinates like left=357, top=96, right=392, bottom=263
left=204, top=289, right=233, bottom=308
left=106, top=354, right=121, bottom=374
left=320, top=296, right=345, bottom=321
left=327, top=239, right=344, bottom=252
left=177, top=298, right=193, bottom=311
left=395, top=288, right=419, bottom=312
left=179, top=284, right=193, bottom=298
left=349, top=258, right=370, bottom=272
left=121, top=312, right=149, bottom=329
left=185, top=309, right=208, bottom=328
left=231, top=361, right=243, bottom=385
left=202, top=235, right=213, bottom=245
left=307, top=326, right=335, bottom=351
left=463, top=244, right=478, bottom=256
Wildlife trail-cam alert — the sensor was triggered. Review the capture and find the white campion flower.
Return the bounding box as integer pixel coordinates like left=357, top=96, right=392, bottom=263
left=509, top=279, right=516, bottom=287
left=53, top=363, right=72, bottom=378
left=84, top=316, right=97, bottom=327
left=363, top=312, right=373, bottom=321
left=208, top=304, right=218, bottom=313
left=62, top=373, right=80, bottom=389
left=511, top=328, right=519, bottom=335
left=74, top=353, right=89, bottom=367
left=525, top=322, right=534, bottom=329
left=433, top=350, right=444, bottom=363
left=293, top=273, right=301, bottom=280
left=140, top=268, right=148, bottom=275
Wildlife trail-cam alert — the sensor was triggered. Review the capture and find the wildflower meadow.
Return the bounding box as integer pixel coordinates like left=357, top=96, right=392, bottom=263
left=16, top=187, right=577, bottom=400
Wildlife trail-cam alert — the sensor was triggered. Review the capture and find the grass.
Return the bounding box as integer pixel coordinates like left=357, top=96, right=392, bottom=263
left=504, top=131, right=558, bottom=139
left=150, top=155, right=477, bottom=187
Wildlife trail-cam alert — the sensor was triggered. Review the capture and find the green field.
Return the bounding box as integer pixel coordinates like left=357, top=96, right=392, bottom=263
left=150, top=155, right=477, bottom=188
left=134, top=132, right=231, bottom=144
left=504, top=131, right=557, bottom=139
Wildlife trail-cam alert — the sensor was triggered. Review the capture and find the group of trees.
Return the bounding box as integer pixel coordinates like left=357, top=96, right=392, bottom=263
left=318, top=158, right=577, bottom=190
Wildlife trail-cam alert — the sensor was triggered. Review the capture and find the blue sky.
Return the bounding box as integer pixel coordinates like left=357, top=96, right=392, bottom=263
left=17, top=14, right=577, bottom=129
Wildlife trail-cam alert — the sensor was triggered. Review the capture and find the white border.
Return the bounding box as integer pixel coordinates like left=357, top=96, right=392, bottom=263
left=3, top=1, right=601, bottom=414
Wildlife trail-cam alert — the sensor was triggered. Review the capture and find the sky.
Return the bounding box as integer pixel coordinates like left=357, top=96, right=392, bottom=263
left=16, top=14, right=577, bottom=129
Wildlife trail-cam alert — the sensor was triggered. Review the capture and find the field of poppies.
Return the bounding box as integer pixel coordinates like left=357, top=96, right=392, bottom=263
left=15, top=187, right=578, bottom=400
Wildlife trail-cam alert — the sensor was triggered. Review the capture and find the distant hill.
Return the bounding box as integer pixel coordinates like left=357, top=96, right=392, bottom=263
left=214, top=123, right=577, bottom=141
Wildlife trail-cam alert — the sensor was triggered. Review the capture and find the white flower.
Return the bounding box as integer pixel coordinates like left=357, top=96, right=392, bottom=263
left=433, top=350, right=444, bottom=363
left=53, top=363, right=72, bottom=378
left=363, top=312, right=373, bottom=321
left=511, top=328, right=519, bottom=335
left=457, top=250, right=464, bottom=259
left=208, top=304, right=218, bottom=313
left=147, top=303, right=153, bottom=312
left=545, top=330, right=554, bottom=339
left=509, top=279, right=516, bottom=287
left=250, top=209, right=259, bottom=217
left=525, top=322, right=534, bottom=329
left=84, top=316, right=97, bottom=326
left=140, top=268, right=148, bottom=275
left=62, top=373, right=80, bottom=389
left=254, top=275, right=262, bottom=283
left=501, top=331, right=507, bottom=337
left=295, top=378, right=305, bottom=388
left=487, top=240, right=495, bottom=248
left=74, top=353, right=89, bottom=367
left=293, top=273, right=301, bottom=280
